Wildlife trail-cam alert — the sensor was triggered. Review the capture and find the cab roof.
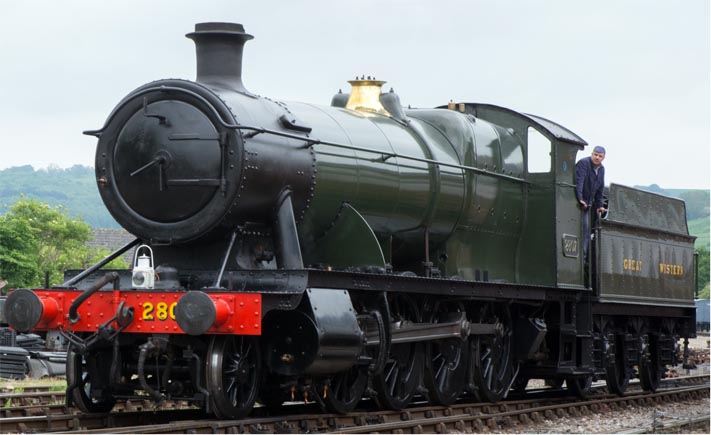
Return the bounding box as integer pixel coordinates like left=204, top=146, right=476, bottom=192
left=454, top=103, right=588, bottom=147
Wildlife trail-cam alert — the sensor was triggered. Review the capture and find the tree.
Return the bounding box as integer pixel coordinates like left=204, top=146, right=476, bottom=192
left=699, top=284, right=710, bottom=299
left=697, top=247, right=710, bottom=299
left=0, top=198, right=127, bottom=289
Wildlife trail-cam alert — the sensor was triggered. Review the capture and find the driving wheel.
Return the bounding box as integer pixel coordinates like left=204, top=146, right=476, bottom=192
left=316, top=365, right=368, bottom=414
left=423, top=300, right=468, bottom=406
left=471, top=303, right=516, bottom=403
left=373, top=293, right=423, bottom=410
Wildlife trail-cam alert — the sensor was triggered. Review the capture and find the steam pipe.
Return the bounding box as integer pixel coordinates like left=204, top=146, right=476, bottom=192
left=274, top=189, right=303, bottom=269
left=68, top=271, right=120, bottom=324
left=137, top=340, right=163, bottom=402
left=214, top=230, right=238, bottom=288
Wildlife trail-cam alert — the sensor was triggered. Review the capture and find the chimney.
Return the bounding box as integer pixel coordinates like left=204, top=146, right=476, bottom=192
left=186, top=22, right=253, bottom=92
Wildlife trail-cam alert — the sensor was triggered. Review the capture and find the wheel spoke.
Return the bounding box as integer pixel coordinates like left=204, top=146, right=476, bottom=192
left=207, top=336, right=260, bottom=419
left=481, top=347, right=492, bottom=364
left=387, top=366, right=400, bottom=395
left=485, top=360, right=494, bottom=389
left=384, top=360, right=397, bottom=382
left=422, top=302, right=468, bottom=406
left=373, top=294, right=422, bottom=411
left=472, top=304, right=514, bottom=402
left=434, top=356, right=446, bottom=378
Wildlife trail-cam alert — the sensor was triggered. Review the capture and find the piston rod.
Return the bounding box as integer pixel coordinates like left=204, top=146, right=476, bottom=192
left=366, top=315, right=500, bottom=345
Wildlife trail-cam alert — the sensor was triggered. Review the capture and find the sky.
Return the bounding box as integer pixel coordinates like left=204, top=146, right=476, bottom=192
left=0, top=0, right=709, bottom=189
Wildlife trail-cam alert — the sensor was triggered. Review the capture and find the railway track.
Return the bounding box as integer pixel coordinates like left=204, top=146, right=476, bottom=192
left=0, top=375, right=707, bottom=434
left=337, top=385, right=709, bottom=434
left=2, top=373, right=705, bottom=413
left=0, top=391, right=66, bottom=409
left=0, top=397, right=196, bottom=418
left=0, top=384, right=60, bottom=394
left=619, top=414, right=710, bottom=434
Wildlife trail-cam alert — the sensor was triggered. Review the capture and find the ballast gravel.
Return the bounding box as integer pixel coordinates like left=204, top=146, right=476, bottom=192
left=486, top=336, right=711, bottom=433
left=487, top=397, right=710, bottom=433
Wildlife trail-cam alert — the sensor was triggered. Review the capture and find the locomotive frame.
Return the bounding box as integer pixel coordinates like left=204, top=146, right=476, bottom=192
left=3, top=22, right=697, bottom=418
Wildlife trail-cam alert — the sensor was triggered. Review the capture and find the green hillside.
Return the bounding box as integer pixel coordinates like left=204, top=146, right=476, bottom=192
left=688, top=216, right=710, bottom=249
left=635, top=184, right=709, bottom=220
left=634, top=184, right=709, bottom=249
left=0, top=165, right=119, bottom=228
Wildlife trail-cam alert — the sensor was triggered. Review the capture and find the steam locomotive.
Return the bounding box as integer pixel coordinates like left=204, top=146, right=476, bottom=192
left=3, top=22, right=697, bottom=418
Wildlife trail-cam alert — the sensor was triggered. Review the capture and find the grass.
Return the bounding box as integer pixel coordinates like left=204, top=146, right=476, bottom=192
left=1, top=377, right=66, bottom=408
left=0, top=377, right=66, bottom=392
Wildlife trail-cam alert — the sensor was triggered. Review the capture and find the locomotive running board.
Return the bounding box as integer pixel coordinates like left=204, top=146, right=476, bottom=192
left=221, top=269, right=550, bottom=300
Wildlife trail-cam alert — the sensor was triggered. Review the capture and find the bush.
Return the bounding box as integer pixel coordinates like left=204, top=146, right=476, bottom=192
left=0, top=197, right=127, bottom=289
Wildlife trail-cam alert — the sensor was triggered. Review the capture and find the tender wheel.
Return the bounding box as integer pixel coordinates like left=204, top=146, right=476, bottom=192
left=206, top=335, right=260, bottom=419
left=565, top=376, right=593, bottom=398
left=373, top=294, right=423, bottom=410
left=639, top=334, right=662, bottom=392
left=423, top=301, right=469, bottom=406
left=316, top=365, right=368, bottom=414
left=605, top=332, right=630, bottom=395
left=66, top=345, right=116, bottom=413
left=471, top=304, right=516, bottom=403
